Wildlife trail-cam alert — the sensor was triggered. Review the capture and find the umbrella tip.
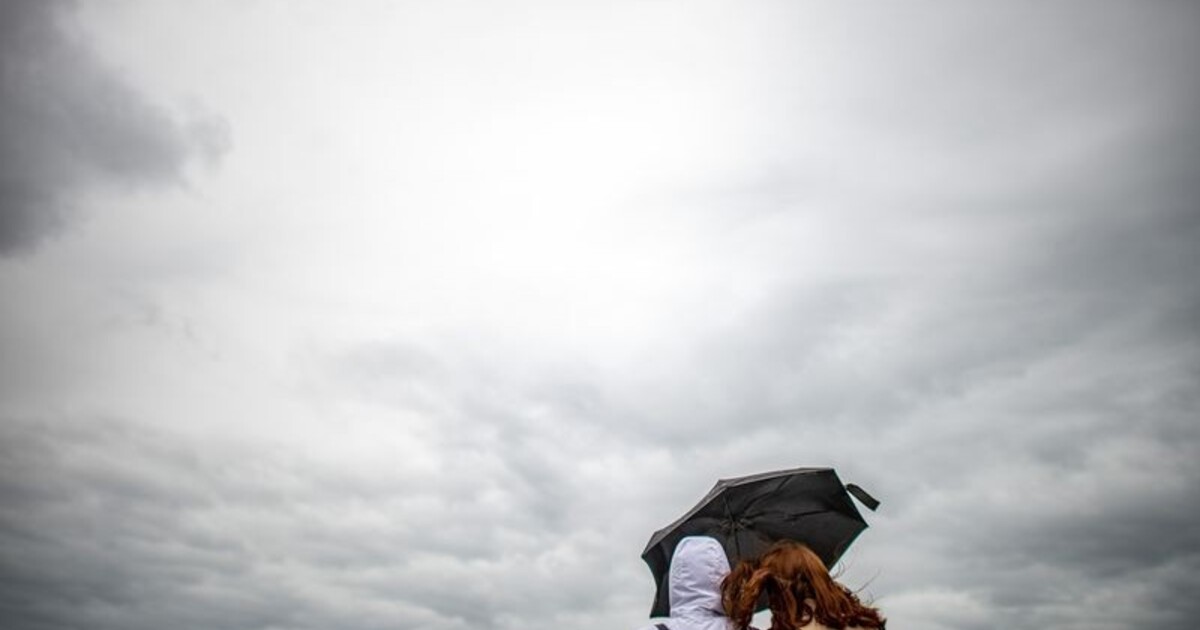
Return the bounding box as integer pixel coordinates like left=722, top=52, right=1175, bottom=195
left=846, top=483, right=880, bottom=511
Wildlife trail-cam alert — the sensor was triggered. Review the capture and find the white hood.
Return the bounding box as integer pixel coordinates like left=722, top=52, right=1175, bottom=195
left=666, top=536, right=735, bottom=630
left=634, top=536, right=735, bottom=630
left=669, top=536, right=730, bottom=616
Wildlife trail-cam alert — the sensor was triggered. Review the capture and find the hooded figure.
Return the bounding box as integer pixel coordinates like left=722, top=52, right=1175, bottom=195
left=635, top=536, right=736, bottom=630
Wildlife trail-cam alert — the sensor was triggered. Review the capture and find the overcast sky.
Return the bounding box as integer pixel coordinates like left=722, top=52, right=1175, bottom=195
left=2, top=1, right=1198, bottom=629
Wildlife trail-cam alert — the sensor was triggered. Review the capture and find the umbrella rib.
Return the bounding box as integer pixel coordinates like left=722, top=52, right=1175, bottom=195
left=722, top=493, right=742, bottom=560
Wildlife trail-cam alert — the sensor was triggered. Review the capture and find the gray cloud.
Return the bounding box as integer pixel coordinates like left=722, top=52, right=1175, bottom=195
left=0, top=413, right=639, bottom=630
left=0, top=0, right=228, bottom=255
left=1, top=1, right=1198, bottom=629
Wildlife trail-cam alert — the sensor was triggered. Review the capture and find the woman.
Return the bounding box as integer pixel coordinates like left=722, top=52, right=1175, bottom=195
left=720, top=541, right=885, bottom=630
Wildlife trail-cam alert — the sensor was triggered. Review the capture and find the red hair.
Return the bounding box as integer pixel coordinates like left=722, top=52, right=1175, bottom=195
left=721, top=541, right=885, bottom=630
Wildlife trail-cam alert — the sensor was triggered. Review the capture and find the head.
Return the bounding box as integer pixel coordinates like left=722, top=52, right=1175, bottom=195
left=668, top=536, right=732, bottom=618
left=721, top=541, right=885, bottom=630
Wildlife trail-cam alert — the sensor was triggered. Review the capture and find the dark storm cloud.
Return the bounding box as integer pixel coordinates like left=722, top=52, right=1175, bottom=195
left=0, top=418, right=276, bottom=630
left=0, top=418, right=347, bottom=629
left=0, top=0, right=228, bottom=255
left=0, top=415, right=629, bottom=630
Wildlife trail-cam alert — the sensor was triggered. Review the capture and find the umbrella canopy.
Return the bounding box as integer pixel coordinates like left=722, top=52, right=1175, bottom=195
left=641, top=466, right=879, bottom=618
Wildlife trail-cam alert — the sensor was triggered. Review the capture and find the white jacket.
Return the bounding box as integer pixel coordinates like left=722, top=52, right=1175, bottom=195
left=635, top=536, right=737, bottom=630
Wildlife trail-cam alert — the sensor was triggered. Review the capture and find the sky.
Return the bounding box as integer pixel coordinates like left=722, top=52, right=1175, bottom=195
left=1, top=1, right=1198, bottom=629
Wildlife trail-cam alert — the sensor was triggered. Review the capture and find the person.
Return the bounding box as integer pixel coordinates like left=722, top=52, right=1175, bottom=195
left=720, top=540, right=885, bottom=630
left=636, top=536, right=739, bottom=630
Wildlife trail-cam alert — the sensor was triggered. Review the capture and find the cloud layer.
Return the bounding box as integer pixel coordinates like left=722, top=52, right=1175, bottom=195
left=1, top=1, right=1198, bottom=629
left=0, top=0, right=228, bottom=255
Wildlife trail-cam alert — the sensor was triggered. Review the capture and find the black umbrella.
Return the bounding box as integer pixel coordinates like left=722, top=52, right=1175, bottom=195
left=641, top=466, right=879, bottom=618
